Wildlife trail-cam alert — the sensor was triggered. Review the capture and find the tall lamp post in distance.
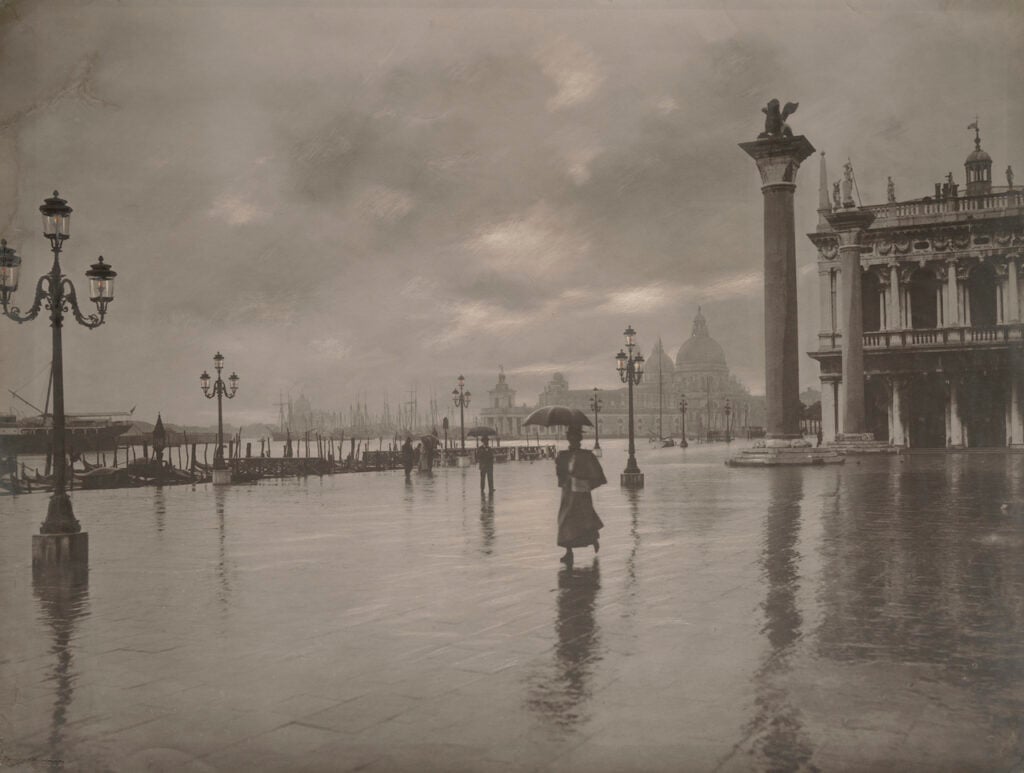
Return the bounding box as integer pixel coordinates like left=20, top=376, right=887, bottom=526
left=725, top=398, right=732, bottom=443
left=678, top=393, right=688, bottom=448
left=200, top=352, right=239, bottom=486
left=0, top=192, right=117, bottom=569
left=452, top=375, right=471, bottom=466
left=589, top=387, right=602, bottom=456
left=615, top=325, right=645, bottom=488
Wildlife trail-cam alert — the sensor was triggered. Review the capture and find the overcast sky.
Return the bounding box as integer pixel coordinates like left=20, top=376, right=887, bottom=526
left=0, top=0, right=1020, bottom=427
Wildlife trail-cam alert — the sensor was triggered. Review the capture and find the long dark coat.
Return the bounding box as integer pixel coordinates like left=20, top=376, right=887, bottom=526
left=554, top=448, right=606, bottom=548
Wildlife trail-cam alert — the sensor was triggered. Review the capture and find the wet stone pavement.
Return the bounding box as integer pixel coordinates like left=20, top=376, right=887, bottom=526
left=2, top=440, right=1024, bottom=772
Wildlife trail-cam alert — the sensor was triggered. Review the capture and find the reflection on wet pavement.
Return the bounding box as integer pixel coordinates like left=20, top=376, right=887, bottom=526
left=527, top=562, right=602, bottom=731
left=1, top=442, right=1023, bottom=771
left=33, top=564, right=89, bottom=770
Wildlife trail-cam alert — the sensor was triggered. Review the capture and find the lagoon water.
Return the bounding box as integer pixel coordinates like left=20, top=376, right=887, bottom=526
left=2, top=440, right=1023, bottom=771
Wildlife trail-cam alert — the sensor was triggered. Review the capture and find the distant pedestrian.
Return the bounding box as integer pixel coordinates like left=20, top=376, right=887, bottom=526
left=554, top=426, right=606, bottom=564
left=816, top=427, right=823, bottom=447
left=478, top=436, right=495, bottom=495
left=401, top=436, right=414, bottom=480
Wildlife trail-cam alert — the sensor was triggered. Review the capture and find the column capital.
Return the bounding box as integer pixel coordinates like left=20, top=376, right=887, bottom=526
left=824, top=207, right=876, bottom=247
left=739, top=135, right=816, bottom=188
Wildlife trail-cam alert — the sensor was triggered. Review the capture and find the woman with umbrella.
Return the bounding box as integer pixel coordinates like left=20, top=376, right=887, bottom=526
left=525, top=407, right=607, bottom=563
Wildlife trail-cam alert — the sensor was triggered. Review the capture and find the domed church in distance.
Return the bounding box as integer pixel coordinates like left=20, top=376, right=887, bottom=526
left=511, top=308, right=765, bottom=441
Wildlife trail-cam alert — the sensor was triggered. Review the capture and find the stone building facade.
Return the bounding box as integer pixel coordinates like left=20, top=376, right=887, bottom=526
left=808, top=127, right=1024, bottom=448
left=475, top=368, right=533, bottom=438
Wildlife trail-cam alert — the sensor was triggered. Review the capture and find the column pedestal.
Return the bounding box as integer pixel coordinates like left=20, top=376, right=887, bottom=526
left=620, top=472, right=645, bottom=488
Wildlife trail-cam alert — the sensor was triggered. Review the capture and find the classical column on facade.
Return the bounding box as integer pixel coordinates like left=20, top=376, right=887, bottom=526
left=825, top=207, right=876, bottom=436
left=1010, top=364, right=1022, bottom=446
left=945, top=258, right=960, bottom=326
left=888, top=262, right=901, bottom=330
left=947, top=377, right=964, bottom=447
left=1008, top=256, right=1021, bottom=322
left=877, top=271, right=890, bottom=331
left=890, top=378, right=906, bottom=447
left=956, top=263, right=972, bottom=327
left=820, top=378, right=838, bottom=442
left=818, top=268, right=832, bottom=340
left=740, top=134, right=815, bottom=438
left=995, top=263, right=1010, bottom=325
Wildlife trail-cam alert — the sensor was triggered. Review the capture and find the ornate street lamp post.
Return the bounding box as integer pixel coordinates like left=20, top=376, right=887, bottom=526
left=589, top=387, right=602, bottom=454
left=200, top=351, right=239, bottom=485
left=452, top=374, right=471, bottom=453
left=1, top=192, right=117, bottom=568
left=678, top=393, right=689, bottom=448
left=725, top=398, right=732, bottom=443
left=615, top=325, right=645, bottom=488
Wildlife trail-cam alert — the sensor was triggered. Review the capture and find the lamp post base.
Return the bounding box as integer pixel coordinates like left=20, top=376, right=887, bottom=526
left=33, top=531, right=88, bottom=569
left=212, top=468, right=232, bottom=485
left=620, top=471, right=645, bottom=488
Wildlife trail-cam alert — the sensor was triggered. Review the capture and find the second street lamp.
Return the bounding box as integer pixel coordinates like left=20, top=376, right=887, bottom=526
left=615, top=324, right=644, bottom=488
left=1, top=191, right=117, bottom=569
left=679, top=393, right=689, bottom=448
left=589, top=387, right=602, bottom=455
left=452, top=374, right=471, bottom=463
left=200, top=351, right=239, bottom=485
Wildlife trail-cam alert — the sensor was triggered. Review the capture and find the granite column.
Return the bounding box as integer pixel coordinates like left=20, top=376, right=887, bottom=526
left=740, top=135, right=815, bottom=438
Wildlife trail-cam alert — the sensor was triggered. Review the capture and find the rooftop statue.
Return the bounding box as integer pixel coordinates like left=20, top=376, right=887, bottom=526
left=841, top=161, right=855, bottom=208
left=758, top=99, right=799, bottom=139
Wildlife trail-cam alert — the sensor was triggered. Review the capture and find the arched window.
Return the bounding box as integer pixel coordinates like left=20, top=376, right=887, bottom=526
left=967, top=263, right=998, bottom=327
left=908, top=267, right=940, bottom=329
left=862, top=270, right=882, bottom=332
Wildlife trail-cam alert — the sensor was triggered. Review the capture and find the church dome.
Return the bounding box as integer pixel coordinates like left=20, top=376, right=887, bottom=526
left=675, top=307, right=728, bottom=372
left=966, top=147, right=992, bottom=165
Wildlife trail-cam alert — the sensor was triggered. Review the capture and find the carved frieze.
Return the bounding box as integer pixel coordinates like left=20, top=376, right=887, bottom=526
left=876, top=238, right=892, bottom=256
left=894, top=233, right=912, bottom=254
left=994, top=231, right=1013, bottom=247
left=819, top=240, right=838, bottom=260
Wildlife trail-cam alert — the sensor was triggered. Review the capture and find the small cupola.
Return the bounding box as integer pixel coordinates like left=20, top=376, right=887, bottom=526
left=964, top=119, right=992, bottom=197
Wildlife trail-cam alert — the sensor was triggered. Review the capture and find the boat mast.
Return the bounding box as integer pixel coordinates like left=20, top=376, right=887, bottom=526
left=42, top=361, right=53, bottom=425
left=658, top=338, right=663, bottom=439
left=8, top=388, right=46, bottom=416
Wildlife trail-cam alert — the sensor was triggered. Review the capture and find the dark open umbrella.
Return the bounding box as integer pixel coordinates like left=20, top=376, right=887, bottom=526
left=466, top=426, right=497, bottom=438
left=523, top=406, right=592, bottom=428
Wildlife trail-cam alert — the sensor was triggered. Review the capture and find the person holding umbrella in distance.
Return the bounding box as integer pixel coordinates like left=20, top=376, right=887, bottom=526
left=525, top=406, right=606, bottom=564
